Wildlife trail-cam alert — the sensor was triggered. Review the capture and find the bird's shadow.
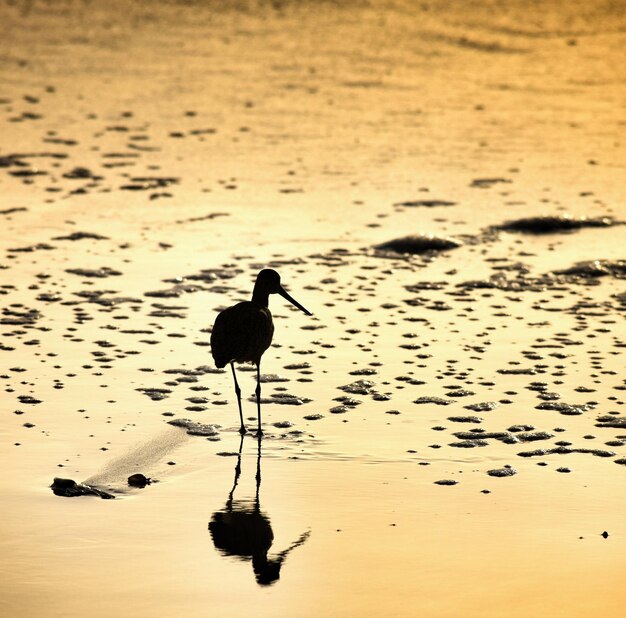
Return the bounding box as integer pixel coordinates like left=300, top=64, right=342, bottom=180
left=208, top=434, right=310, bottom=586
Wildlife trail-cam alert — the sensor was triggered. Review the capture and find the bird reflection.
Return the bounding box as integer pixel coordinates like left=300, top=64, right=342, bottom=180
left=208, top=435, right=310, bottom=586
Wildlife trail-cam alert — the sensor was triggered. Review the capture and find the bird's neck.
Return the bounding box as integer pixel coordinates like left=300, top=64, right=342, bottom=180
left=251, top=286, right=270, bottom=307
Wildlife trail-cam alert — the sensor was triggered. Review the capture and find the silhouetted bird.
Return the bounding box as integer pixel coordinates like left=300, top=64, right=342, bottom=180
left=210, top=269, right=311, bottom=435
left=209, top=435, right=310, bottom=586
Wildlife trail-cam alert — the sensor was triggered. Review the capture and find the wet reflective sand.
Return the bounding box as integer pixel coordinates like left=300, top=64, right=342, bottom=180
left=1, top=1, right=625, bottom=616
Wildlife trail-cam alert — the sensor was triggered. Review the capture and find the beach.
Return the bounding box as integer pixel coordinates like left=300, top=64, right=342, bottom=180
left=1, top=1, right=625, bottom=616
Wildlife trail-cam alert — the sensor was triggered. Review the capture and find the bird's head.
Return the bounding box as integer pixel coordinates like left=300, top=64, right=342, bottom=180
left=255, top=269, right=312, bottom=316
left=256, top=269, right=282, bottom=293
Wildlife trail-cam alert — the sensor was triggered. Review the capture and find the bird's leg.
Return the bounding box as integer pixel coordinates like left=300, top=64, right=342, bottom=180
left=255, top=362, right=263, bottom=437
left=231, top=362, right=245, bottom=434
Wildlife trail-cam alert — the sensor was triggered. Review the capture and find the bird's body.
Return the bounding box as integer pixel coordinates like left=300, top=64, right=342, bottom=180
left=211, top=302, right=274, bottom=367
left=210, top=269, right=311, bottom=435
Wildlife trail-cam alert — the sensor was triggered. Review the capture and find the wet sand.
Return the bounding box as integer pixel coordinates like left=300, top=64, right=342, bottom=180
left=1, top=1, right=625, bottom=616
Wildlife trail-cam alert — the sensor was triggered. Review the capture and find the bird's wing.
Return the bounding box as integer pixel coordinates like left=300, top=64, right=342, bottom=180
left=210, top=305, right=248, bottom=368
left=211, top=302, right=274, bottom=367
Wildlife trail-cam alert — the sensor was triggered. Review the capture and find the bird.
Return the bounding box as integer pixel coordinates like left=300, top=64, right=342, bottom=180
left=210, top=269, right=312, bottom=436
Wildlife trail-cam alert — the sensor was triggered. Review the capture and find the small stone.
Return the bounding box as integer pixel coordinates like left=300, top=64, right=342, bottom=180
left=127, top=473, right=151, bottom=488
left=487, top=467, right=517, bottom=478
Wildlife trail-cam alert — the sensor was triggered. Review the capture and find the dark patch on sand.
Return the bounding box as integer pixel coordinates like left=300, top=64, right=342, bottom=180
left=65, top=267, right=122, bottom=278
left=52, top=231, right=109, bottom=241
left=394, top=199, right=456, bottom=208
left=374, top=234, right=462, bottom=255
left=496, top=215, right=620, bottom=234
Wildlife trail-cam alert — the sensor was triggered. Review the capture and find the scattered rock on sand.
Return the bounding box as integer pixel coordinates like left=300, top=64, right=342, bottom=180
left=127, top=473, right=151, bottom=488
left=464, top=402, right=500, bottom=412
left=595, top=415, right=626, bottom=429
left=536, top=401, right=594, bottom=415
left=65, top=267, right=122, bottom=278
left=167, top=418, right=220, bottom=436
left=259, top=373, right=289, bottom=383
left=137, top=388, right=172, bottom=401
left=273, top=420, right=294, bottom=428
left=52, top=231, right=109, bottom=241
left=471, top=177, right=512, bottom=188
left=487, top=466, right=517, bottom=477
left=394, top=199, right=456, bottom=207
left=339, top=379, right=376, bottom=395
left=447, top=415, right=482, bottom=423
left=261, top=393, right=311, bottom=405
left=62, top=167, right=101, bottom=180
left=50, top=477, right=115, bottom=499
left=554, top=260, right=626, bottom=279
left=414, top=396, right=453, bottom=406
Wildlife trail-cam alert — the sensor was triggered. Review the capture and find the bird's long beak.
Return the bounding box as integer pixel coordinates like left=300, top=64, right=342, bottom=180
left=278, top=286, right=312, bottom=316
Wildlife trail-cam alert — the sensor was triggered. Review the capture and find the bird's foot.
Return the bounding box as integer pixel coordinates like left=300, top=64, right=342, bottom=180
left=255, top=428, right=264, bottom=438
left=238, top=426, right=247, bottom=435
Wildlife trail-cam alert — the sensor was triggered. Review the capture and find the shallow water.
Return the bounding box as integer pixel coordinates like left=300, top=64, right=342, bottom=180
left=1, top=1, right=625, bottom=616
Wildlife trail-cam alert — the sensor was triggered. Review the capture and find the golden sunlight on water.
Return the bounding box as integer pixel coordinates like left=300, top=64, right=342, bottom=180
left=1, top=1, right=625, bottom=616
